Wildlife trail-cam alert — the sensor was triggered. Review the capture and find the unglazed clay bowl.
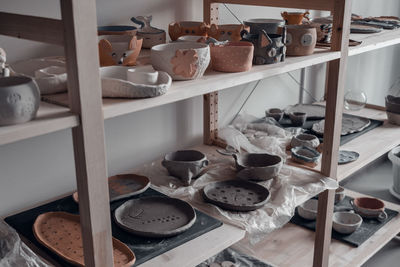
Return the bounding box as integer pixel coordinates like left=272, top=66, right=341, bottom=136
left=265, top=108, right=283, bottom=122
left=210, top=41, right=254, bottom=72
left=168, top=21, right=209, bottom=41
left=207, top=24, right=250, bottom=42
left=289, top=112, right=307, bottom=127
left=243, top=19, right=285, bottom=34
left=298, top=199, right=318, bottom=220
left=352, top=197, right=388, bottom=221
left=0, top=76, right=40, bottom=126
left=290, top=133, right=320, bottom=149
left=332, top=212, right=362, bottom=234
left=291, top=146, right=321, bottom=167
left=285, top=25, right=317, bottom=56
left=335, top=186, right=345, bottom=204
left=162, top=150, right=209, bottom=186
left=151, top=42, right=210, bottom=80
left=233, top=153, right=283, bottom=181
left=385, top=95, right=400, bottom=114
left=98, top=25, right=137, bottom=36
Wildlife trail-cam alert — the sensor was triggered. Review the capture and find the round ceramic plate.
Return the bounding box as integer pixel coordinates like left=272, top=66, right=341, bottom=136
left=351, top=24, right=382, bottom=33
left=312, top=117, right=371, bottom=136
left=284, top=104, right=326, bottom=120
left=202, top=180, right=270, bottom=211
left=114, top=196, right=196, bottom=238
left=338, top=150, right=360, bottom=165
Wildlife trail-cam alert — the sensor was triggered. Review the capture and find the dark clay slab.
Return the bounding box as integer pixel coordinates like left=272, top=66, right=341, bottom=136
left=202, top=180, right=270, bottom=211
left=114, top=196, right=196, bottom=238
left=338, top=150, right=360, bottom=165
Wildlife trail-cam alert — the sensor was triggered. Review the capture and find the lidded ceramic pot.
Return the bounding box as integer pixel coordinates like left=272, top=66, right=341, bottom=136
left=0, top=76, right=40, bottom=126
left=168, top=21, right=209, bottom=41
left=207, top=24, right=250, bottom=42
left=210, top=41, right=254, bottom=72
left=285, top=25, right=317, bottom=56
left=131, top=16, right=166, bottom=48
left=244, top=19, right=285, bottom=34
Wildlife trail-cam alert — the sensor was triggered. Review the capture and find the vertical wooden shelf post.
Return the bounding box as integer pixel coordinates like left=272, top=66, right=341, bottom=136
left=61, top=0, right=114, bottom=266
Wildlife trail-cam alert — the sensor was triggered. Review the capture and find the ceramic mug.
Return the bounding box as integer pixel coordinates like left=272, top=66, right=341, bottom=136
left=127, top=67, right=159, bottom=85
left=350, top=198, right=388, bottom=222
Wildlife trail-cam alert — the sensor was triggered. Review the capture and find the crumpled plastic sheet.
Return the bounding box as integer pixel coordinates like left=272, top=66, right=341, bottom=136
left=0, top=220, right=50, bottom=267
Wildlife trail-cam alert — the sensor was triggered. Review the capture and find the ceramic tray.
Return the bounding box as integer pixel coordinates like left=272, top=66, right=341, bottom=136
left=114, top=196, right=196, bottom=238
left=33, top=212, right=136, bottom=267
left=202, top=180, right=270, bottom=211
left=312, top=117, right=371, bottom=136
left=284, top=104, right=326, bottom=120
left=73, top=174, right=150, bottom=203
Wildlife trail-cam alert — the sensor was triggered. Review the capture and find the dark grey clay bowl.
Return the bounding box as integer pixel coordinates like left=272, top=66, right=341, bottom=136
left=266, top=108, right=283, bottom=122
left=291, top=146, right=321, bottom=167
left=162, top=150, right=209, bottom=185
left=289, top=112, right=307, bottom=127
left=385, top=95, right=400, bottom=114
left=233, top=153, right=283, bottom=181
left=290, top=133, right=320, bottom=149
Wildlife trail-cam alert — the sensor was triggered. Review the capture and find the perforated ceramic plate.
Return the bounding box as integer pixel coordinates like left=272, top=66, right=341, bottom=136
left=202, top=180, right=270, bottom=211
left=284, top=104, right=326, bottom=120
left=312, top=117, right=371, bottom=136
left=114, top=196, right=196, bottom=238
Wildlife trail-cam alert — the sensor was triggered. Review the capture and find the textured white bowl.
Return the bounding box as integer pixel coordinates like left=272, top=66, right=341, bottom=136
left=332, top=212, right=362, bottom=234
left=298, top=199, right=318, bottom=220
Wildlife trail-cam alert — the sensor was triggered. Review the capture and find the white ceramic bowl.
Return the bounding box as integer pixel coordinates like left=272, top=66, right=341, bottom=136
left=298, top=199, right=318, bottom=220
left=332, top=212, right=362, bottom=234
left=151, top=42, right=210, bottom=80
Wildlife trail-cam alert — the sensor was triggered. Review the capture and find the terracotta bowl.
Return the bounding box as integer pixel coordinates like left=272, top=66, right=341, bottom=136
left=168, top=21, right=209, bottom=41
left=207, top=24, right=250, bottom=42
left=151, top=42, right=210, bottom=80
left=210, top=41, right=254, bottom=73
left=290, top=133, right=320, bottom=149
left=265, top=108, right=284, bottom=122
left=243, top=18, right=285, bottom=34
left=98, top=25, right=137, bottom=36
left=332, top=212, right=362, bottom=234
left=385, top=95, right=400, bottom=114
left=233, top=153, right=283, bottom=181
left=352, top=197, right=388, bottom=221
left=285, top=25, right=317, bottom=56
left=291, top=146, right=321, bottom=167
left=298, top=199, right=318, bottom=220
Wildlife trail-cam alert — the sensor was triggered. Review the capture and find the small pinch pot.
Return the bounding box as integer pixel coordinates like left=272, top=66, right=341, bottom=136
left=151, top=42, right=210, bottom=80
left=98, top=25, right=137, bottom=36
left=210, top=41, right=254, bottom=73
left=291, top=146, right=321, bottom=167
left=335, top=186, right=345, bottom=204
left=162, top=150, right=209, bottom=185
left=285, top=25, right=317, bottom=56
left=297, top=198, right=318, bottom=220
left=290, top=133, right=320, bottom=149
left=281, top=11, right=310, bottom=25
left=243, top=19, right=285, bottom=34
left=332, top=212, right=362, bottom=234
left=168, top=21, right=209, bottom=41
left=207, top=24, right=250, bottom=42
left=351, top=197, right=388, bottom=222
left=233, top=153, right=283, bottom=181
left=0, top=76, right=40, bottom=126
left=289, top=112, right=307, bottom=127
left=385, top=95, right=400, bottom=114
left=265, top=108, right=283, bottom=122
left=98, top=35, right=143, bottom=67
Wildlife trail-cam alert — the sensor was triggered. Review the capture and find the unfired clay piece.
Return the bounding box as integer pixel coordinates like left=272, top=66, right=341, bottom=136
left=233, top=153, right=283, bottom=181
left=168, top=21, right=209, bottom=41
left=312, top=117, right=371, bottom=136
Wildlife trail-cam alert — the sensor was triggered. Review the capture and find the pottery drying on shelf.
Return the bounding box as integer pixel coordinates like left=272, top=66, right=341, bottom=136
left=332, top=212, right=362, bottom=234
left=99, top=35, right=143, bottom=67
left=309, top=17, right=333, bottom=43
left=335, top=186, right=346, bottom=204
left=284, top=104, right=325, bottom=119
left=243, top=19, right=285, bottom=34
left=385, top=95, right=400, bottom=114
left=168, top=21, right=209, bottom=41
left=162, top=150, right=209, bottom=185
left=351, top=197, right=388, bottom=222
left=151, top=42, right=210, bottom=80
left=114, top=196, right=196, bottom=237
left=98, top=25, right=137, bottom=36
left=291, top=146, right=321, bottom=167
left=288, top=112, right=307, bottom=127
left=73, top=173, right=151, bottom=203
left=386, top=111, right=400, bottom=126
left=338, top=150, right=359, bottom=165
left=285, top=25, right=316, bottom=56
left=265, top=108, right=283, bottom=122
left=207, top=24, right=250, bottom=41
left=210, top=41, right=254, bottom=72
left=297, top=198, right=318, bottom=220
left=350, top=24, right=382, bottom=34
left=281, top=11, right=310, bottom=25
left=0, top=76, right=40, bottom=126
left=33, top=212, right=136, bottom=267
left=233, top=153, right=283, bottom=181
left=312, top=116, right=371, bottom=136
left=131, top=15, right=166, bottom=48
left=100, top=66, right=171, bottom=98
left=388, top=146, right=400, bottom=198
left=290, top=133, right=320, bottom=149
left=176, top=35, right=208, bottom=42
left=202, top=179, right=270, bottom=211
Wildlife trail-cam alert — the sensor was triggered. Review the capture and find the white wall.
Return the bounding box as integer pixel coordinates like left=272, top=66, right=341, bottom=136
left=0, top=0, right=399, bottom=217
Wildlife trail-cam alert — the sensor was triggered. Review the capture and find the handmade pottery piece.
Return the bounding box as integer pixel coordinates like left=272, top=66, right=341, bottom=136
left=131, top=16, right=166, bottom=48
left=233, top=153, right=283, bottom=181
left=0, top=47, right=10, bottom=78
left=284, top=104, right=325, bottom=119
left=285, top=25, right=316, bottom=56
left=291, top=146, right=321, bottom=167
left=0, top=76, right=40, bottom=126
left=297, top=199, right=318, bottom=220
left=241, top=29, right=286, bottom=65
left=352, top=197, right=388, bottom=222
left=114, top=196, right=196, bottom=237
left=34, top=212, right=136, bottom=267
left=243, top=19, right=285, bottom=34
left=162, top=150, right=209, bottom=185
left=335, top=186, right=345, bottom=204
left=151, top=42, right=210, bottom=80
left=338, top=150, right=360, bottom=165
left=386, top=111, right=400, bottom=126
left=265, top=108, right=283, bottom=122
left=202, top=179, right=270, bottom=211
left=176, top=35, right=208, bottom=42
left=350, top=24, right=382, bottom=34
left=332, top=212, right=362, bottom=234
left=281, top=11, right=310, bottom=25
left=168, top=21, right=209, bottom=41
left=100, top=66, right=171, bottom=98
left=385, top=95, right=400, bottom=114
left=98, top=25, right=137, bottom=36
left=98, top=35, right=143, bottom=67
left=208, top=24, right=250, bottom=42
left=388, top=146, right=400, bottom=196
left=210, top=41, right=254, bottom=72
left=310, top=17, right=333, bottom=43
left=73, top=173, right=151, bottom=203
left=290, top=133, right=320, bottom=149
left=289, top=112, right=307, bottom=127
left=312, top=117, right=371, bottom=136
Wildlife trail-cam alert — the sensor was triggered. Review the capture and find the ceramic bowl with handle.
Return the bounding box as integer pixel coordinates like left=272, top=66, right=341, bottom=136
left=233, top=153, right=283, bottom=181
left=297, top=199, right=318, bottom=220
left=290, top=133, right=320, bottom=149
left=351, top=197, right=388, bottom=222
left=332, top=211, right=362, bottom=234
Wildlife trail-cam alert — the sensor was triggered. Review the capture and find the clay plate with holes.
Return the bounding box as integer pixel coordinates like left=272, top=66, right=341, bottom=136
left=202, top=180, right=270, bottom=212
left=114, top=196, right=196, bottom=238
left=73, top=174, right=150, bottom=203
left=33, top=212, right=136, bottom=267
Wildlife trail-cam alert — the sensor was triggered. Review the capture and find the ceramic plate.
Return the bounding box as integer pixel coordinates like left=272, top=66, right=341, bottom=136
left=73, top=174, right=151, bottom=203
left=284, top=104, right=326, bottom=120
left=114, top=196, right=196, bottom=238
left=202, top=180, right=270, bottom=211
left=338, top=150, right=360, bottom=165
left=350, top=24, right=382, bottom=33
left=312, top=117, right=371, bottom=136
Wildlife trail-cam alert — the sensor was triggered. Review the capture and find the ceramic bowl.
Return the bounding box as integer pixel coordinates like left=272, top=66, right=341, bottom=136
left=151, top=42, right=210, bottom=80
left=98, top=35, right=143, bottom=67
left=387, top=111, right=400, bottom=126
left=289, top=112, right=307, bottom=127
left=137, top=30, right=166, bottom=49
left=176, top=35, right=208, bottom=43
left=310, top=17, right=333, bottom=43
left=233, top=153, right=283, bottom=181
left=332, top=212, right=362, bottom=234
left=285, top=25, right=317, bottom=56
left=207, top=24, right=250, bottom=42
left=0, top=76, right=40, bottom=126
left=291, top=146, right=321, bottom=167
left=290, top=133, right=320, bottom=149
left=162, top=150, right=209, bottom=185
left=385, top=95, right=400, bottom=114
left=352, top=197, right=388, bottom=221
left=243, top=19, right=285, bottom=34
left=210, top=41, right=254, bottom=73
left=335, top=186, right=345, bottom=204
left=281, top=11, right=310, bottom=25
left=98, top=25, right=137, bottom=36
left=297, top=199, right=318, bottom=220
left=265, top=108, right=283, bottom=122
left=168, top=21, right=209, bottom=41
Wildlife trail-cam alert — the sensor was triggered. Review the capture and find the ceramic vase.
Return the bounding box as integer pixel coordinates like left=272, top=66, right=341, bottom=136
left=131, top=16, right=166, bottom=48
left=210, top=41, right=254, bottom=72
left=281, top=11, right=310, bottom=25
left=207, top=24, right=250, bottom=42
left=243, top=19, right=285, bottom=34
left=168, top=21, right=209, bottom=41
left=98, top=35, right=143, bottom=67
left=285, top=25, right=317, bottom=56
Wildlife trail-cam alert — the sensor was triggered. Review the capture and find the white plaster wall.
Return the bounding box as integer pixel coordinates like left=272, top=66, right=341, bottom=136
left=0, top=0, right=399, bottom=217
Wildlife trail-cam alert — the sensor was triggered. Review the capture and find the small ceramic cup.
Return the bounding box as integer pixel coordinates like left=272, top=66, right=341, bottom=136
left=127, top=67, right=159, bottom=85
left=332, top=212, right=362, bottom=234
left=289, top=112, right=307, bottom=127
left=335, top=186, right=345, bottom=204
left=290, top=133, right=320, bottom=149
left=297, top=199, right=318, bottom=220
left=265, top=108, right=284, bottom=122
left=351, top=197, right=388, bottom=222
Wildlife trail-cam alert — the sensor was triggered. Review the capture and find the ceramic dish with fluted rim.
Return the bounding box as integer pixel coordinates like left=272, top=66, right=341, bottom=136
left=332, top=211, right=362, bottom=234
left=297, top=198, right=318, bottom=220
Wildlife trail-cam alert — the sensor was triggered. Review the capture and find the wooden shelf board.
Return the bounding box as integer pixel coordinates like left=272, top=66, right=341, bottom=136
left=233, top=189, right=400, bottom=267
left=0, top=101, right=78, bottom=146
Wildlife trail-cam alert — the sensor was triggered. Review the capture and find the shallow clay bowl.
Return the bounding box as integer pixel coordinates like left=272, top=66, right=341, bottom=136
left=352, top=197, right=387, bottom=221
left=291, top=146, right=321, bottom=167
left=385, top=95, right=400, bottom=114
left=98, top=25, right=137, bottom=36
left=210, top=41, right=254, bottom=73
left=332, top=211, right=362, bottom=234
left=265, top=108, right=283, bottom=121
left=290, top=133, right=320, bottom=149
left=298, top=199, right=318, bottom=220
left=233, top=153, right=283, bottom=181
